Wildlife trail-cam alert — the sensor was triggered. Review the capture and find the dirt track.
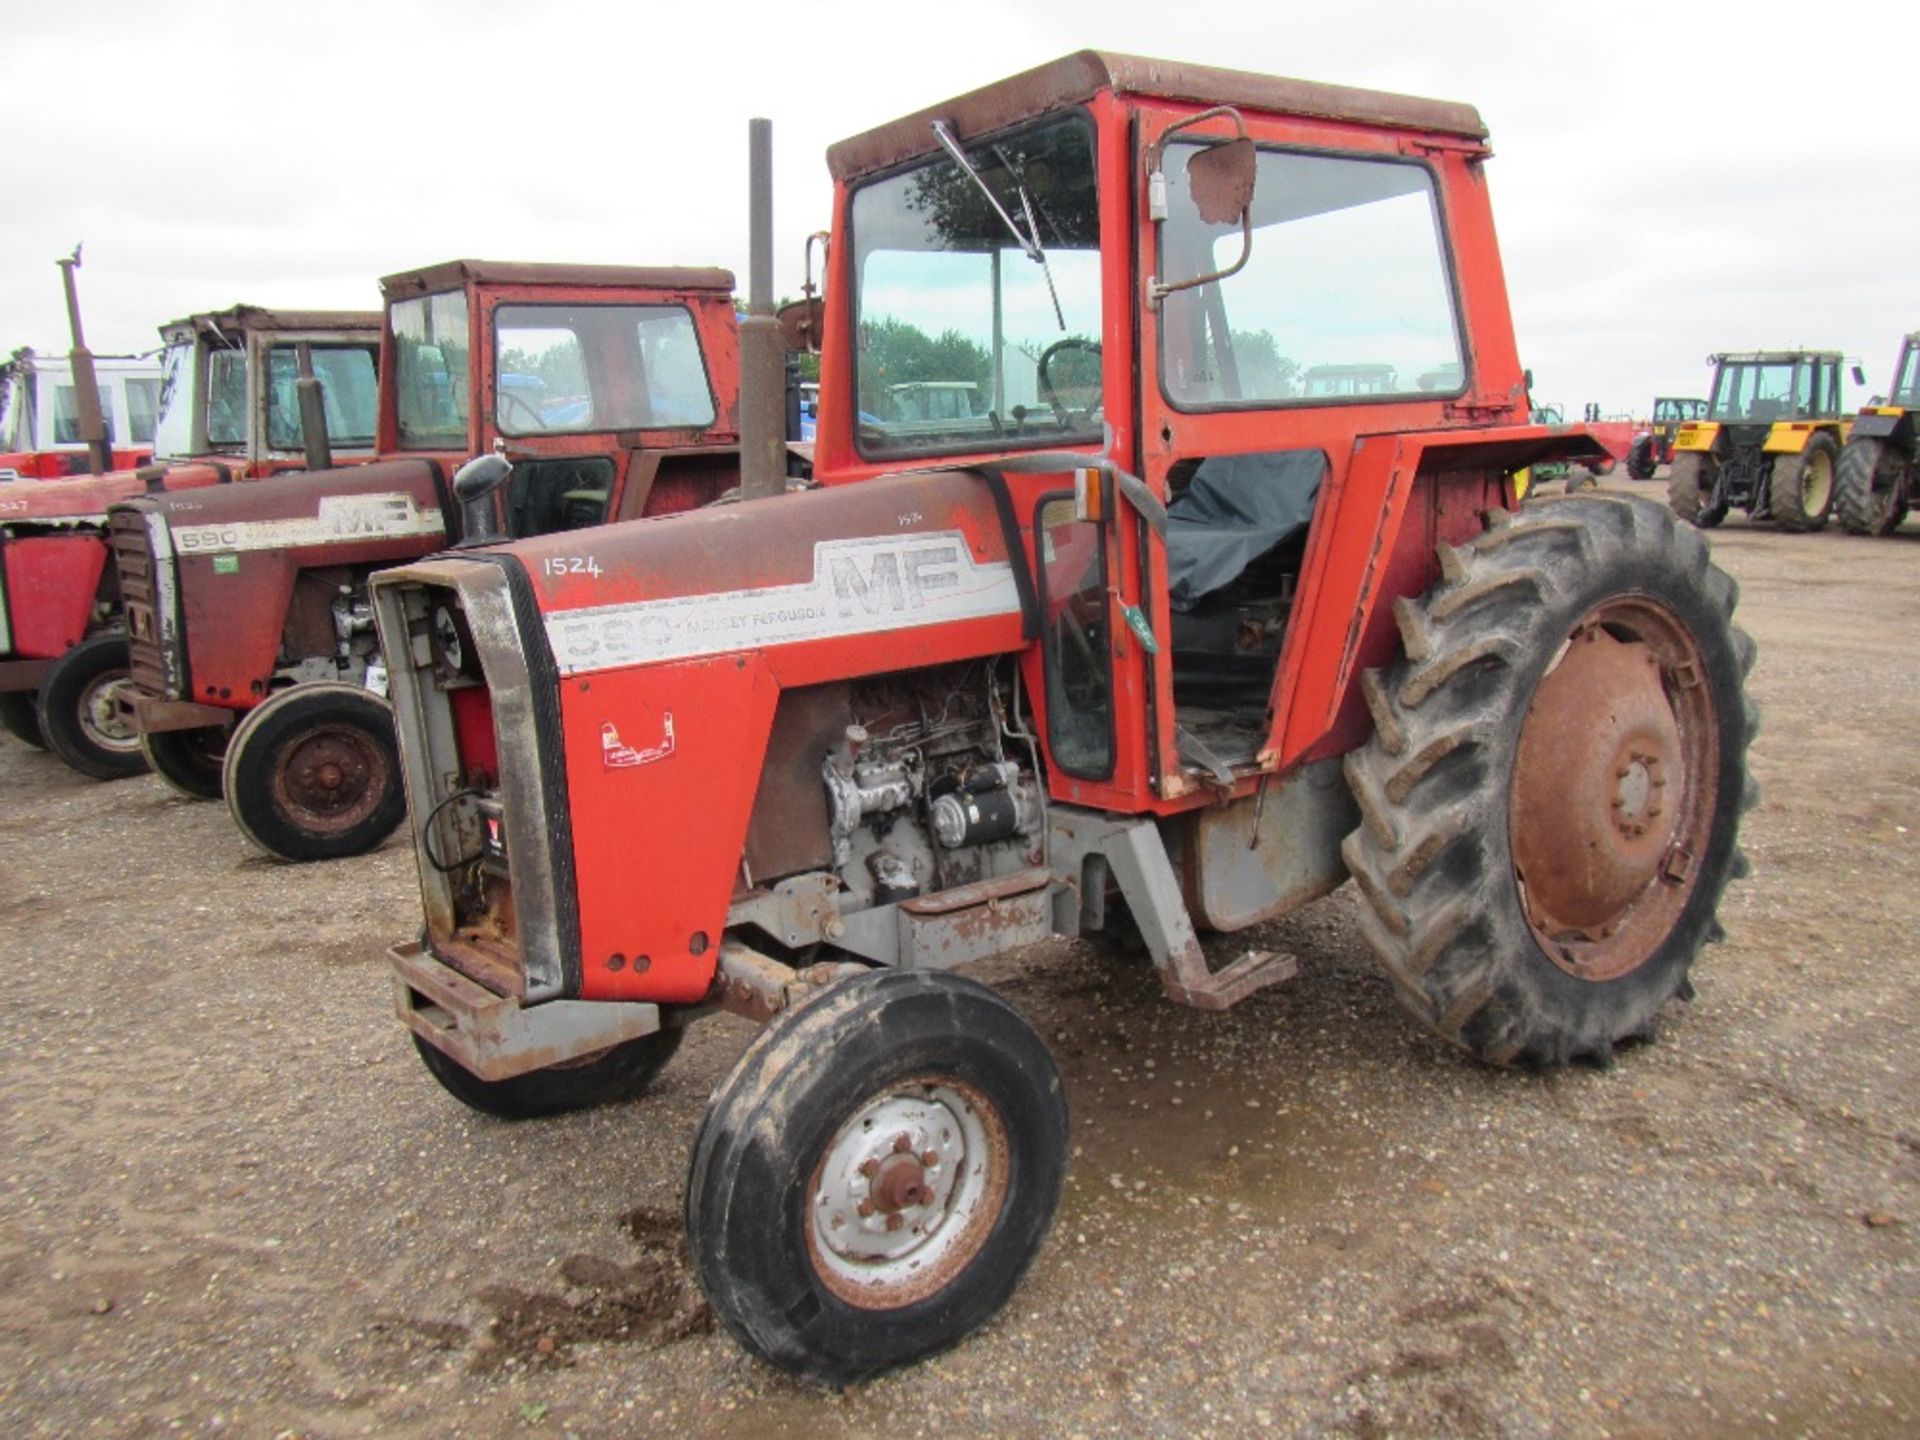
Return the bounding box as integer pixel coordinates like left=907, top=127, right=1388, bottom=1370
left=1, top=488, right=1916, bottom=1438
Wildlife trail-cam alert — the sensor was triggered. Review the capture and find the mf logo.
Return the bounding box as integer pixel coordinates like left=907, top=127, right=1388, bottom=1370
left=827, top=542, right=962, bottom=617
left=319, top=494, right=415, bottom=536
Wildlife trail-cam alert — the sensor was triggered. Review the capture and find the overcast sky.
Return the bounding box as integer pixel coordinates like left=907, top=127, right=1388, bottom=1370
left=5, top=0, right=1915, bottom=415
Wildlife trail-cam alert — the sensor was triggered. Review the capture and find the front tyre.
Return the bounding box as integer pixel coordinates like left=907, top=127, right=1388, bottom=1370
left=1666, top=452, right=1725, bottom=528
left=141, top=724, right=230, bottom=800
left=411, top=1028, right=684, bottom=1120
left=688, top=970, right=1067, bottom=1387
left=1768, top=431, right=1839, bottom=531
left=37, top=633, right=147, bottom=780
left=222, top=681, right=404, bottom=862
left=1625, top=435, right=1656, bottom=482
left=1341, top=495, right=1757, bottom=1068
left=1835, top=436, right=1911, bottom=536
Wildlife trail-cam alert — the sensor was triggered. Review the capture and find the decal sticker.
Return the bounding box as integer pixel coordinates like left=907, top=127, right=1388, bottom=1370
left=602, top=714, right=675, bottom=768
left=213, top=555, right=239, bottom=574
left=547, top=531, right=1020, bottom=675
left=170, top=493, right=445, bottom=556
left=542, top=555, right=603, bottom=578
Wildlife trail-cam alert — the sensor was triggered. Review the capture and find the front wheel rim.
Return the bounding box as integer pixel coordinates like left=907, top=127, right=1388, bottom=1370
left=270, top=722, right=390, bottom=834
left=806, top=1077, right=1009, bottom=1309
left=79, top=673, right=139, bottom=754
left=1802, top=450, right=1834, bottom=516
left=1509, top=598, right=1720, bottom=982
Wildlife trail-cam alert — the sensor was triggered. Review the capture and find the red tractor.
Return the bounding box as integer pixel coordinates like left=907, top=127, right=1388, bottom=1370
left=110, top=260, right=745, bottom=859
left=370, top=54, right=1756, bottom=1385
left=0, top=305, right=381, bottom=773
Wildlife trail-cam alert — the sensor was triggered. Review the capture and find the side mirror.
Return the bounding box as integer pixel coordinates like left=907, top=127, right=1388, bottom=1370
left=1146, top=106, right=1255, bottom=308
left=452, top=452, right=513, bottom=548
left=1851, top=364, right=1866, bottom=387
left=777, top=297, right=823, bottom=355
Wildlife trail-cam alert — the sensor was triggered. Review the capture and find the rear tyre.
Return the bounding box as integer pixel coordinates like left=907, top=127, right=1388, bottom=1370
left=141, top=725, right=230, bottom=801
left=222, top=682, right=405, bottom=861
left=37, top=633, right=147, bottom=780
left=0, top=691, right=45, bottom=749
left=411, top=1027, right=684, bottom=1120
left=1666, top=452, right=1725, bottom=528
left=1341, top=494, right=1757, bottom=1068
left=1625, top=435, right=1656, bottom=482
left=1768, top=431, right=1839, bottom=531
left=688, top=969, right=1067, bottom=1387
left=1835, top=436, right=1911, bottom=536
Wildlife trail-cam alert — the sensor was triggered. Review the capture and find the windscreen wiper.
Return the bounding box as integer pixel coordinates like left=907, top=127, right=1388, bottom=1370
left=929, top=120, right=1066, bottom=331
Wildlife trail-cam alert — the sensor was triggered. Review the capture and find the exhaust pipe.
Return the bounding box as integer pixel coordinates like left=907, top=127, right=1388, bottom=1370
left=738, top=117, right=785, bottom=501
left=294, top=343, right=334, bottom=471
left=57, top=246, right=111, bottom=476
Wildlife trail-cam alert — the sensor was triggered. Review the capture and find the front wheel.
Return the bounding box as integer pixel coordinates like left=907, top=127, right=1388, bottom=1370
left=1835, top=436, right=1911, bottom=536
left=0, top=691, right=45, bottom=749
left=1625, top=435, right=1656, bottom=482
left=1768, top=431, right=1839, bottom=531
left=687, top=970, right=1067, bottom=1387
left=37, top=633, right=147, bottom=780
left=1666, top=452, right=1725, bottom=528
left=412, top=1028, right=684, bottom=1120
left=222, top=682, right=405, bottom=861
left=1341, top=494, right=1758, bottom=1068
left=141, top=724, right=230, bottom=801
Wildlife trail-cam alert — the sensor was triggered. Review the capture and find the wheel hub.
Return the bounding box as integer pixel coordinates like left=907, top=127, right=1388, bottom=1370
left=1510, top=606, right=1715, bottom=981
left=274, top=724, right=386, bottom=832
left=81, top=676, right=138, bottom=752
left=807, top=1080, right=1005, bottom=1308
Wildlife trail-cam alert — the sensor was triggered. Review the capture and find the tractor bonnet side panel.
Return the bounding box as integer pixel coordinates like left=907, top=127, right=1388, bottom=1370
left=2, top=535, right=108, bottom=659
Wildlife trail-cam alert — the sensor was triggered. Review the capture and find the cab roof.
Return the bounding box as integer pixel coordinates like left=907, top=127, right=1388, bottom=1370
left=827, top=50, right=1487, bottom=182
left=381, top=259, right=736, bottom=299
left=158, top=305, right=381, bottom=341
left=1713, top=350, right=1844, bottom=364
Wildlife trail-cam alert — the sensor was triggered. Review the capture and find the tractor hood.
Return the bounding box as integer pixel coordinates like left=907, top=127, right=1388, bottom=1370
left=0, top=462, right=231, bottom=526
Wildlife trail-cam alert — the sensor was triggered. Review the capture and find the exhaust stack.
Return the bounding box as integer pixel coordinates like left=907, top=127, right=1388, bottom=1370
left=739, top=117, right=785, bottom=501
left=57, top=246, right=111, bottom=476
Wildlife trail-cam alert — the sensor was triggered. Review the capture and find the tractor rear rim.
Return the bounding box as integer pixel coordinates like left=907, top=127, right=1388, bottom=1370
left=271, top=723, right=390, bottom=835
left=1508, top=598, right=1718, bottom=982
left=806, top=1077, right=1008, bottom=1309
left=79, top=674, right=139, bottom=754
left=1803, top=448, right=1834, bottom=516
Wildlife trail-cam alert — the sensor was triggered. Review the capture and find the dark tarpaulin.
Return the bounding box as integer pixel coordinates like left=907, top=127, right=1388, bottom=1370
left=1165, top=449, right=1325, bottom=611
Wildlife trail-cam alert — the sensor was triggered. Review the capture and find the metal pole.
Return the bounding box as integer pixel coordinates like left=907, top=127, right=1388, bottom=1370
left=57, top=247, right=111, bottom=475
left=739, top=117, right=786, bottom=500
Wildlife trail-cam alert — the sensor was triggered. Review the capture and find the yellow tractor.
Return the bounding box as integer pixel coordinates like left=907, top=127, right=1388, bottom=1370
left=1667, top=350, right=1858, bottom=530
left=1836, top=331, right=1919, bottom=535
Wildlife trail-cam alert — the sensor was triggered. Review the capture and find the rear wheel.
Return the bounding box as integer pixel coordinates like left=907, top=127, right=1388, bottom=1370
left=37, top=634, right=147, bottom=780
left=1341, top=495, right=1757, bottom=1068
left=223, top=682, right=404, bottom=861
left=688, top=970, right=1067, bottom=1386
left=412, top=1028, right=684, bottom=1120
left=140, top=724, right=231, bottom=800
left=1768, top=431, right=1839, bottom=531
left=1835, top=436, right=1911, bottom=536
left=0, top=691, right=45, bottom=749
left=1666, top=452, right=1725, bottom=528
left=1625, top=435, right=1656, bottom=482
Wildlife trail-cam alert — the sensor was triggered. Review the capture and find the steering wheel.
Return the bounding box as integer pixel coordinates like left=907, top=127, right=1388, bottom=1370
left=1038, top=338, right=1103, bottom=427
left=497, top=388, right=549, bottom=433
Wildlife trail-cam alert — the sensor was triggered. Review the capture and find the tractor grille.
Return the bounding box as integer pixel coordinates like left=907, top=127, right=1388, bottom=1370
left=109, top=510, right=174, bottom=698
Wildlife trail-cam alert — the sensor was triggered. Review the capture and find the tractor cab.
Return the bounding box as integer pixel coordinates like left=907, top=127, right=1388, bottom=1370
left=1669, top=350, right=1853, bottom=530
left=0, top=350, right=166, bottom=481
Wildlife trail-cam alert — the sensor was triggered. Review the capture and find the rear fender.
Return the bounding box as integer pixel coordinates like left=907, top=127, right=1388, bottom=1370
left=1273, top=425, right=1601, bottom=770
left=1847, top=409, right=1913, bottom=448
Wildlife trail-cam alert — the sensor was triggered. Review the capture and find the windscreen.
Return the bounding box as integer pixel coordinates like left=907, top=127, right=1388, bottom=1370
left=52, top=381, right=115, bottom=446
left=264, top=344, right=380, bottom=451
left=1159, top=145, right=1462, bottom=408
left=1894, top=342, right=1920, bottom=407
left=1708, top=361, right=1804, bottom=422
left=125, top=377, right=161, bottom=445
left=393, top=291, right=472, bottom=449
left=206, top=349, right=247, bottom=447
left=493, top=304, right=714, bottom=435
left=850, top=112, right=1102, bottom=456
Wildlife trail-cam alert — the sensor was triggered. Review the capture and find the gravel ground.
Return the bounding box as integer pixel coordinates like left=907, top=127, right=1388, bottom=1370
left=1, top=489, right=1915, bottom=1438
